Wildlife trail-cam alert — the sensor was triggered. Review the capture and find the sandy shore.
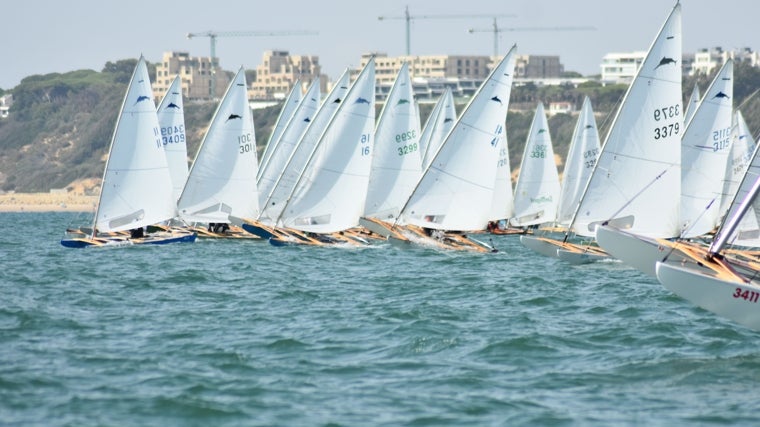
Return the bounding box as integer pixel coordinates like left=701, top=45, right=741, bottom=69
left=0, top=193, right=98, bottom=213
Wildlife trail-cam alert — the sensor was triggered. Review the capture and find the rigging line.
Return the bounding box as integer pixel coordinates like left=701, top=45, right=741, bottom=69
left=601, top=166, right=672, bottom=228
left=662, top=197, right=716, bottom=263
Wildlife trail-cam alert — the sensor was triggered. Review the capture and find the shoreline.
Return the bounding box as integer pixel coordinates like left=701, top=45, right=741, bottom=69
left=0, top=193, right=98, bottom=213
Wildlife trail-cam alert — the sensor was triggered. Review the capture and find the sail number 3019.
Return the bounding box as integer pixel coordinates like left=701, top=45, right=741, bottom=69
left=653, top=104, right=680, bottom=140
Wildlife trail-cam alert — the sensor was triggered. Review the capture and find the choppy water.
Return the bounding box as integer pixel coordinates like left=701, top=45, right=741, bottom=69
left=2, top=212, right=760, bottom=426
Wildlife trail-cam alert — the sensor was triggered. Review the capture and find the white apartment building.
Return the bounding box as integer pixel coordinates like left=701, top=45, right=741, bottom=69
left=692, top=47, right=760, bottom=75
left=600, top=51, right=647, bottom=84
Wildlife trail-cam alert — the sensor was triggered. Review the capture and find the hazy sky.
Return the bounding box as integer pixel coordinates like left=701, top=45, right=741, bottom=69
left=1, top=0, right=756, bottom=89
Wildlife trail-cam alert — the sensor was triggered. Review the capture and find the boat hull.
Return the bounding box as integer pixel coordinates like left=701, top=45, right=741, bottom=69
left=656, top=261, right=760, bottom=331
left=596, top=225, right=697, bottom=277
left=520, top=235, right=561, bottom=258
left=555, top=248, right=609, bottom=264
left=61, top=231, right=196, bottom=248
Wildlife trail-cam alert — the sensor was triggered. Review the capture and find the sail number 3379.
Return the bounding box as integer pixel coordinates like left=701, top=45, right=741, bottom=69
left=653, top=104, right=680, bottom=140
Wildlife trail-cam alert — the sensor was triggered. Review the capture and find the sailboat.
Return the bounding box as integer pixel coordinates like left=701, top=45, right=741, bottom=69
left=257, top=78, right=322, bottom=210
left=510, top=103, right=561, bottom=228
left=683, top=83, right=700, bottom=126
left=418, top=88, right=456, bottom=170
left=374, top=46, right=516, bottom=252
left=519, top=97, right=601, bottom=257
left=257, top=79, right=303, bottom=177
left=362, top=62, right=422, bottom=223
left=61, top=57, right=196, bottom=248
left=156, top=75, right=189, bottom=206
left=719, top=110, right=756, bottom=215
left=655, top=150, right=760, bottom=331
left=524, top=2, right=682, bottom=264
left=270, top=58, right=376, bottom=244
left=176, top=67, right=260, bottom=238
left=597, top=58, right=733, bottom=276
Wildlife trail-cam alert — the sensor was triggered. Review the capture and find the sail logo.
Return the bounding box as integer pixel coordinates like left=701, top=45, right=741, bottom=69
left=397, top=99, right=410, bottom=106
left=166, top=102, right=181, bottom=110
left=490, top=95, right=503, bottom=105
left=135, top=95, right=150, bottom=104
left=444, top=118, right=453, bottom=123
left=354, top=97, right=371, bottom=105
left=226, top=113, right=242, bottom=122
left=654, top=57, right=677, bottom=69
left=712, top=91, right=730, bottom=100
left=530, top=195, right=553, bottom=203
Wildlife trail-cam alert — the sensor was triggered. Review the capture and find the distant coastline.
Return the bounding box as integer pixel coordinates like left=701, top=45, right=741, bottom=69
left=0, top=193, right=97, bottom=213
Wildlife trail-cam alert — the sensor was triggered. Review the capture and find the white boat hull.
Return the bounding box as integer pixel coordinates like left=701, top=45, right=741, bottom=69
left=520, top=235, right=560, bottom=258
left=555, top=248, right=609, bottom=264
left=656, top=261, right=760, bottom=331
left=596, top=225, right=705, bottom=277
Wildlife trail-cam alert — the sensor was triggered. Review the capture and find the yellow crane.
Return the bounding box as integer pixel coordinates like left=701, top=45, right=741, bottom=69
left=186, top=30, right=318, bottom=97
left=468, top=19, right=595, bottom=57
left=378, top=6, right=514, bottom=56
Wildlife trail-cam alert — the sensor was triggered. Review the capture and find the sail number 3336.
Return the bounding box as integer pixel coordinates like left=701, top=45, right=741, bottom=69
left=653, top=104, right=680, bottom=140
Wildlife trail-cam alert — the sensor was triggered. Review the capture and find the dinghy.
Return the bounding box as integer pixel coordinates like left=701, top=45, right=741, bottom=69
left=176, top=67, right=261, bottom=239
left=61, top=57, right=196, bottom=248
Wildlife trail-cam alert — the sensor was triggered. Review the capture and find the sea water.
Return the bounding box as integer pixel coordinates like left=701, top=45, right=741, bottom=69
left=1, top=212, right=759, bottom=426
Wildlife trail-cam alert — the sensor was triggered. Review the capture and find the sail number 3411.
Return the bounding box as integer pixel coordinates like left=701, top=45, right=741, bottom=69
left=733, top=287, right=760, bottom=303
left=653, top=104, right=680, bottom=140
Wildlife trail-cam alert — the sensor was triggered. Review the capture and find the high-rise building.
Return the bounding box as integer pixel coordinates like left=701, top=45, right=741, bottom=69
left=249, top=50, right=326, bottom=100
left=153, top=51, right=232, bottom=101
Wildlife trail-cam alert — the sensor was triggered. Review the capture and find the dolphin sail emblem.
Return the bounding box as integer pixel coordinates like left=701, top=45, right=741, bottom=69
left=226, top=113, right=242, bottom=122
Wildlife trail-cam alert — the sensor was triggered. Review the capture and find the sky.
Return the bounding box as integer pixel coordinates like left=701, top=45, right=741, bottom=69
left=1, top=0, right=757, bottom=89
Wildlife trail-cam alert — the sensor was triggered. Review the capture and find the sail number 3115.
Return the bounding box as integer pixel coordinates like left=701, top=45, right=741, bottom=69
left=653, top=104, right=680, bottom=140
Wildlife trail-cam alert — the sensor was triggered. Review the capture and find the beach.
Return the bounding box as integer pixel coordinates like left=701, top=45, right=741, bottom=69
left=0, top=193, right=97, bottom=213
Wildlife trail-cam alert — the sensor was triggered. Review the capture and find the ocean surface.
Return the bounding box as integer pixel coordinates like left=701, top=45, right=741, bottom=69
left=2, top=212, right=760, bottom=426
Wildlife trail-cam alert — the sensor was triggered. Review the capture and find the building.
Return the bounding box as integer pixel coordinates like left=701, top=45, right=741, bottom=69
left=514, top=55, right=564, bottom=79
left=249, top=50, right=326, bottom=100
left=691, top=47, right=760, bottom=75
left=600, top=51, right=647, bottom=84
left=0, top=94, right=12, bottom=119
left=153, top=51, right=232, bottom=102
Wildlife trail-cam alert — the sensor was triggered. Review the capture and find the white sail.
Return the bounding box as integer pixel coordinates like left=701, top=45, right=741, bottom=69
left=257, top=79, right=302, bottom=181
left=723, top=141, right=760, bottom=248
left=511, top=103, right=561, bottom=227
left=720, top=110, right=756, bottom=215
left=556, top=97, right=600, bottom=226
left=576, top=3, right=682, bottom=238
left=156, top=75, right=189, bottom=206
left=364, top=63, right=422, bottom=221
left=258, top=71, right=350, bottom=224
left=279, top=59, right=376, bottom=233
left=488, top=132, right=514, bottom=221
left=177, top=67, right=259, bottom=223
left=95, top=57, right=176, bottom=233
left=419, top=88, right=457, bottom=169
left=683, top=83, right=700, bottom=126
left=257, top=79, right=321, bottom=207
left=679, top=59, right=733, bottom=238
left=401, top=46, right=517, bottom=231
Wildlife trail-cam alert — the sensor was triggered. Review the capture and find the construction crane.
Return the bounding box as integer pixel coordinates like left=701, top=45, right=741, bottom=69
left=468, top=19, right=595, bottom=57
left=186, top=30, right=318, bottom=97
left=378, top=6, right=515, bottom=56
